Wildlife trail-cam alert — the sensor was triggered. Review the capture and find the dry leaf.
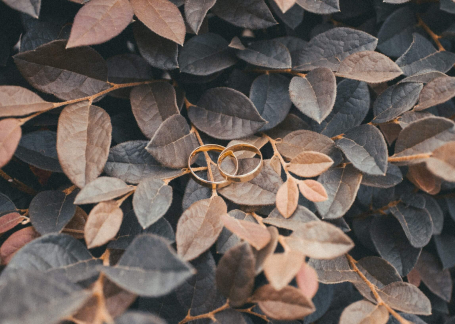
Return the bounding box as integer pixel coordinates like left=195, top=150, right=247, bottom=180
left=84, top=200, right=123, bottom=248
left=276, top=177, right=299, bottom=218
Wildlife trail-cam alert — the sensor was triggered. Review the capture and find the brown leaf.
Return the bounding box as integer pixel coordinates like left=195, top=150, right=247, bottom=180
left=415, top=251, right=452, bottom=302
left=336, top=51, right=403, bottom=83
left=130, top=0, right=186, bottom=45
left=254, top=226, right=279, bottom=274
left=296, top=262, right=319, bottom=299
left=252, top=284, right=315, bottom=320
left=0, top=212, right=23, bottom=234
left=221, top=213, right=271, bottom=250
left=377, top=282, right=431, bottom=315
left=0, top=86, right=54, bottom=117
left=308, top=255, right=359, bottom=284
left=407, top=163, right=442, bottom=195
left=298, top=179, right=328, bottom=202
left=62, top=207, right=88, bottom=239
left=426, top=142, right=455, bottom=182
left=216, top=242, right=256, bottom=307
left=274, top=0, right=296, bottom=12
left=130, top=82, right=179, bottom=139
left=288, top=151, right=334, bottom=178
left=0, top=118, right=22, bottom=168
left=339, top=300, right=389, bottom=324
left=263, top=250, right=304, bottom=290
left=184, top=0, right=216, bottom=34
left=415, top=76, right=455, bottom=111
left=84, top=200, right=123, bottom=248
left=407, top=268, right=421, bottom=288
left=263, top=205, right=319, bottom=230
left=146, top=114, right=199, bottom=169
left=287, top=221, right=354, bottom=259
left=0, top=227, right=40, bottom=265
left=67, top=0, right=134, bottom=48
left=227, top=135, right=268, bottom=159
left=74, top=177, right=134, bottom=205
left=57, top=102, right=112, bottom=188
left=276, top=177, right=299, bottom=218
left=176, top=196, right=225, bottom=261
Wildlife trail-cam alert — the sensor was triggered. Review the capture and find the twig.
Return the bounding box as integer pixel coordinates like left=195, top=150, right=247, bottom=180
left=388, top=153, right=432, bottom=163
left=0, top=169, right=37, bottom=195
left=417, top=15, right=445, bottom=51
left=178, top=301, right=230, bottom=323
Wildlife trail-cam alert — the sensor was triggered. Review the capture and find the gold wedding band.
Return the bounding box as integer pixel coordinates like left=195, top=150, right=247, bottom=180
left=217, top=144, right=263, bottom=183
left=188, top=144, right=238, bottom=189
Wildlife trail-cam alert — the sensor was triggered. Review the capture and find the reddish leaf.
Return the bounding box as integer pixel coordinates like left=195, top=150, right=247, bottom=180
left=0, top=227, right=40, bottom=264
left=296, top=262, right=319, bottom=299
left=0, top=212, right=23, bottom=233
left=298, top=179, right=328, bottom=202
left=221, top=213, right=271, bottom=250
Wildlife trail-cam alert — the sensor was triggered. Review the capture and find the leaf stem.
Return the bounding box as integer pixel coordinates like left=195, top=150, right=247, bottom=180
left=417, top=15, right=445, bottom=51
left=238, top=306, right=269, bottom=321
left=178, top=301, right=230, bottom=324
left=0, top=169, right=37, bottom=195
left=262, top=133, right=290, bottom=175
left=116, top=190, right=135, bottom=207
left=388, top=153, right=432, bottom=163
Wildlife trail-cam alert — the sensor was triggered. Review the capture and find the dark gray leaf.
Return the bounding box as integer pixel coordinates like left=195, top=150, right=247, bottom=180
left=377, top=6, right=418, bottom=58
left=2, top=0, right=40, bottom=18
left=294, top=27, right=378, bottom=71
left=184, top=0, right=216, bottom=34
left=422, top=195, right=443, bottom=235
left=146, top=114, right=199, bottom=169
left=115, top=311, right=166, bottom=324
left=269, top=1, right=304, bottom=30
left=275, top=36, right=308, bottom=66
left=29, top=190, right=78, bottom=234
left=190, top=87, right=266, bottom=140
left=372, top=82, right=423, bottom=124
left=308, top=255, right=358, bottom=284
left=213, top=309, right=248, bottom=323
left=441, top=0, right=455, bottom=13
left=249, top=74, right=292, bottom=131
left=361, top=163, right=403, bottom=188
left=74, top=177, right=134, bottom=205
left=415, top=76, right=455, bottom=111
left=0, top=270, right=91, bottom=324
left=179, top=33, right=237, bottom=76
left=377, top=282, right=431, bottom=315
left=0, top=193, right=16, bottom=214
left=1, top=233, right=101, bottom=284
left=390, top=203, right=433, bottom=248
left=130, top=82, right=179, bottom=139
left=211, top=0, right=277, bottom=29
left=103, top=234, right=195, bottom=297
left=216, top=242, right=256, bottom=307
left=263, top=205, right=319, bottom=230
left=400, top=70, right=447, bottom=84
left=295, top=0, right=339, bottom=14
left=182, top=178, right=211, bottom=212
left=105, top=141, right=182, bottom=184
left=14, top=130, right=62, bottom=172
left=311, top=79, right=370, bottom=138
left=435, top=234, right=455, bottom=269
left=289, top=68, right=336, bottom=124
left=237, top=39, right=291, bottom=69
left=396, top=33, right=455, bottom=76
left=133, top=177, right=173, bottom=229
left=415, top=251, right=452, bottom=302
left=336, top=124, right=388, bottom=175
left=315, top=164, right=363, bottom=219
left=134, top=22, right=179, bottom=70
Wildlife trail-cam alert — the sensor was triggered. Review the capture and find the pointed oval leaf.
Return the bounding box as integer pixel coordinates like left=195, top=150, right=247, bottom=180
left=336, top=124, right=388, bottom=176
left=393, top=116, right=455, bottom=162
left=103, top=234, right=195, bottom=297
left=396, top=33, right=455, bottom=76
left=263, top=251, right=304, bottom=291
left=296, top=0, right=339, bottom=14
left=57, top=102, right=112, bottom=188
left=85, top=200, right=123, bottom=248
left=252, top=285, right=315, bottom=321
left=289, top=68, right=336, bottom=123
left=288, top=151, right=333, bottom=178
left=75, top=177, right=133, bottom=205
left=288, top=221, right=354, bottom=259
left=339, top=300, right=388, bottom=324
left=217, top=210, right=257, bottom=254
left=296, top=262, right=319, bottom=299
left=105, top=140, right=182, bottom=184
left=237, top=39, right=291, bottom=69
left=189, top=87, right=266, bottom=140
left=0, top=212, right=23, bottom=234
left=308, top=255, right=358, bottom=284
left=274, top=0, right=296, bottom=13
left=221, top=213, right=271, bottom=250
left=315, top=165, right=363, bottom=219
left=13, top=40, right=109, bottom=100
left=264, top=205, right=319, bottom=230
left=211, top=0, right=277, bottom=30
left=130, top=82, right=179, bottom=139
left=178, top=33, right=236, bottom=76
left=415, top=76, right=455, bottom=111
left=336, top=51, right=403, bottom=83
left=361, top=163, right=403, bottom=188
left=426, top=142, right=455, bottom=182
left=130, top=0, right=185, bottom=45
left=372, top=82, right=423, bottom=124
left=0, top=227, right=40, bottom=265
left=67, top=0, right=134, bottom=48
left=377, top=282, right=431, bottom=315
left=133, top=177, right=172, bottom=229
left=249, top=74, right=292, bottom=131
left=2, top=0, right=40, bottom=17
left=0, top=86, right=54, bottom=117
left=146, top=114, right=199, bottom=169
left=134, top=22, right=179, bottom=70
left=294, top=28, right=378, bottom=71
left=415, top=251, right=452, bottom=302
left=216, top=242, right=256, bottom=307
left=0, top=118, right=22, bottom=168
left=29, top=190, right=78, bottom=235
left=298, top=179, right=328, bottom=202
left=276, top=177, right=299, bottom=218
left=176, top=196, right=226, bottom=261
left=184, top=0, right=216, bottom=34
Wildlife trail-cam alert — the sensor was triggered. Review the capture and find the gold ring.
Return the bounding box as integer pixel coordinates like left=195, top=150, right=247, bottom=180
left=188, top=144, right=238, bottom=189
left=217, top=143, right=263, bottom=183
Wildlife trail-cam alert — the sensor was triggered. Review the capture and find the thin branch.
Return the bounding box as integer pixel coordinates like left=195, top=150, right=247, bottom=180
left=388, top=153, right=432, bottom=163
left=417, top=15, right=445, bottom=51
left=116, top=190, right=135, bottom=207
left=178, top=301, right=230, bottom=324
left=238, top=306, right=269, bottom=322
left=262, top=133, right=290, bottom=175
left=0, top=169, right=37, bottom=195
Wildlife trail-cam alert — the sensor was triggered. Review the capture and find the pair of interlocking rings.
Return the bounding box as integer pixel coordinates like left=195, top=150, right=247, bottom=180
left=188, top=143, right=263, bottom=189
